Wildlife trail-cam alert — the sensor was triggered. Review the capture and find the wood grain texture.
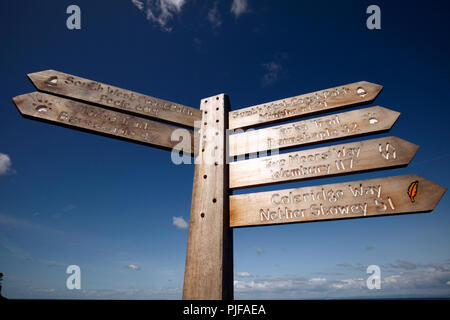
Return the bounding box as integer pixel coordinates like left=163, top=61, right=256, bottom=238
left=13, top=92, right=194, bottom=154
left=229, top=106, right=400, bottom=157
left=183, top=94, right=233, bottom=300
left=229, top=81, right=383, bottom=130
left=230, top=174, right=446, bottom=227
left=28, top=70, right=202, bottom=128
left=230, top=137, right=419, bottom=189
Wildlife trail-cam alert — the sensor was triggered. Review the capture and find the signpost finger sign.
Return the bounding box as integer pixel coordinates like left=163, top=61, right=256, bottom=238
left=13, top=92, right=195, bottom=154
left=229, top=174, right=446, bottom=228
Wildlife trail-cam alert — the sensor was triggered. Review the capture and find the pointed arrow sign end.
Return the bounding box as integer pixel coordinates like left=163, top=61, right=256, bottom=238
left=12, top=93, right=28, bottom=116
left=409, top=174, right=447, bottom=212
left=371, top=106, right=401, bottom=130
left=358, top=81, right=383, bottom=101
left=12, top=92, right=47, bottom=117
left=391, top=137, right=420, bottom=163
left=27, top=70, right=59, bottom=91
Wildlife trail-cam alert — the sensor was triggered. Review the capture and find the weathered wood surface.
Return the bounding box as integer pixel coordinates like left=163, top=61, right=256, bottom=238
left=229, top=106, right=400, bottom=157
left=230, top=137, right=418, bottom=189
left=183, top=94, right=233, bottom=300
left=13, top=92, right=194, bottom=153
left=230, top=174, right=446, bottom=227
left=229, top=81, right=383, bottom=130
left=28, top=70, right=202, bottom=128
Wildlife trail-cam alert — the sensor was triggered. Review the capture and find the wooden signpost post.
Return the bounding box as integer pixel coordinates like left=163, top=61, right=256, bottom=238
left=182, top=94, right=233, bottom=300
left=12, top=71, right=446, bottom=300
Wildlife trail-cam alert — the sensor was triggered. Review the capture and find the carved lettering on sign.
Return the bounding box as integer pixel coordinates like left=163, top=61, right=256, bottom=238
left=229, top=137, right=418, bottom=189
left=229, top=175, right=446, bottom=227
left=229, top=81, right=383, bottom=130
left=229, top=106, right=400, bottom=157
left=28, top=70, right=202, bottom=128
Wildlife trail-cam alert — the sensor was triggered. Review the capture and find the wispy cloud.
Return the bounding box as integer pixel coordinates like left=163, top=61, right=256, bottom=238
left=261, top=61, right=282, bottom=87
left=0, top=213, right=62, bottom=235
left=126, top=264, right=141, bottom=271
left=62, top=204, right=76, bottom=212
left=237, top=271, right=252, bottom=277
left=131, top=0, right=186, bottom=31
left=0, top=153, right=14, bottom=175
left=172, top=216, right=188, bottom=230
left=256, top=248, right=264, bottom=255
left=0, top=236, right=33, bottom=261
left=207, top=1, right=222, bottom=29
left=12, top=287, right=182, bottom=300
left=53, top=204, right=77, bottom=219
left=0, top=236, right=66, bottom=269
left=336, top=263, right=353, bottom=268
left=261, top=52, right=288, bottom=87
left=386, top=260, right=417, bottom=270
left=193, top=37, right=202, bottom=46
left=231, top=0, right=249, bottom=19
left=131, top=0, right=144, bottom=11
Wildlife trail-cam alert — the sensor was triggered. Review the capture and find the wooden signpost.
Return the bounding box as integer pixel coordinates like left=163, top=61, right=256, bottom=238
left=12, top=72, right=446, bottom=300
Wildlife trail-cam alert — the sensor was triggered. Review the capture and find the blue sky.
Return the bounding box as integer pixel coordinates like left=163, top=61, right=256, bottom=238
left=0, top=0, right=449, bottom=299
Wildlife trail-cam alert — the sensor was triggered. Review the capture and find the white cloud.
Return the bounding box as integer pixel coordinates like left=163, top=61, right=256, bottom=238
left=331, top=278, right=365, bottom=289
left=207, top=2, right=222, bottom=29
left=131, top=0, right=144, bottom=11
left=384, top=274, right=401, bottom=284
left=308, top=277, right=327, bottom=284
left=256, top=248, right=264, bottom=255
left=261, top=61, right=282, bottom=87
left=0, top=153, right=13, bottom=175
left=234, top=260, right=450, bottom=299
left=231, top=0, right=248, bottom=18
left=131, top=0, right=187, bottom=31
left=237, top=271, right=252, bottom=277
left=126, top=264, right=141, bottom=271
left=9, top=286, right=182, bottom=300
left=172, top=216, right=188, bottom=229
